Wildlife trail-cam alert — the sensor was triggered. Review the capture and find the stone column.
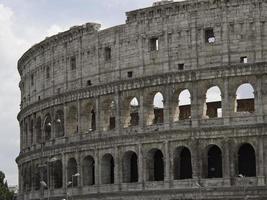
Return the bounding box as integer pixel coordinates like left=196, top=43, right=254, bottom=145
left=114, top=147, right=120, bottom=185
left=256, top=76, right=263, bottom=123
left=138, top=144, right=143, bottom=183
left=223, top=139, right=231, bottom=181
left=63, top=104, right=68, bottom=137
left=95, top=97, right=101, bottom=132
left=257, top=136, right=265, bottom=186
left=164, top=141, right=170, bottom=183
left=95, top=150, right=100, bottom=186
left=62, top=153, right=67, bottom=189
left=164, top=87, right=171, bottom=129
left=139, top=90, right=145, bottom=128
left=115, top=89, right=121, bottom=134
left=77, top=99, right=81, bottom=134
left=191, top=83, right=199, bottom=127
left=223, top=78, right=230, bottom=125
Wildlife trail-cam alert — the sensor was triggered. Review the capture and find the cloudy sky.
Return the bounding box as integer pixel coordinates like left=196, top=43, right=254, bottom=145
left=0, top=0, right=254, bottom=186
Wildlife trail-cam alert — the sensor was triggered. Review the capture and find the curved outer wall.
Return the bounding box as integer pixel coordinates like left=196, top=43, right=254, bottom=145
left=17, top=0, right=267, bottom=199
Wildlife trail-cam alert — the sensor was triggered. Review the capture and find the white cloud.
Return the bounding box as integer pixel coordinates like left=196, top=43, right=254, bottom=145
left=46, top=24, right=64, bottom=37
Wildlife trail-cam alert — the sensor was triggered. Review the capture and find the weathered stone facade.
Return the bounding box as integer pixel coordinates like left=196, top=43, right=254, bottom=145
left=16, top=0, right=267, bottom=199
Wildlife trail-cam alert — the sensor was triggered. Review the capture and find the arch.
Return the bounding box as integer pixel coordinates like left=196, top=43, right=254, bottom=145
left=176, top=89, right=191, bottom=121
left=204, top=86, right=222, bottom=118
left=82, top=156, right=95, bottom=186
left=129, top=97, right=140, bottom=127
left=122, top=151, right=138, bottom=183
left=173, top=146, right=192, bottom=180
left=52, top=160, right=63, bottom=189
left=101, top=99, right=116, bottom=131
left=147, top=149, right=164, bottom=181
left=101, top=154, right=115, bottom=184
left=44, top=114, right=52, bottom=141
left=206, top=145, right=223, bottom=178
left=66, top=105, right=78, bottom=135
left=67, top=158, right=78, bottom=187
left=238, top=143, right=256, bottom=177
left=55, top=110, right=64, bottom=138
left=80, top=101, right=96, bottom=133
left=36, top=117, right=42, bottom=143
left=235, top=83, right=255, bottom=113
left=153, top=92, right=164, bottom=124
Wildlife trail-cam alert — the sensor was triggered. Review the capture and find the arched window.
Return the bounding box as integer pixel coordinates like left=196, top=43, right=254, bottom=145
left=207, top=145, right=222, bottom=178
left=80, top=102, right=96, bottom=133
left=204, top=86, right=222, bottom=118
left=153, top=92, right=164, bottom=124
left=178, top=89, right=191, bottom=120
left=235, top=83, right=255, bottom=113
left=91, top=109, right=96, bottom=131
left=129, top=97, right=139, bottom=127
left=33, top=164, right=40, bottom=190
left=67, top=158, right=78, bottom=187
left=55, top=110, right=64, bottom=138
left=173, top=147, right=192, bottom=180
left=122, top=151, right=138, bottom=183
left=82, top=156, right=95, bottom=186
left=238, top=143, right=256, bottom=177
left=29, top=119, right=33, bottom=145
left=101, top=154, right=114, bottom=184
left=67, top=106, right=78, bottom=135
left=101, top=99, right=116, bottom=131
left=36, top=117, right=42, bottom=143
left=147, top=149, right=164, bottom=181
left=52, top=160, right=63, bottom=189
left=44, top=114, right=52, bottom=141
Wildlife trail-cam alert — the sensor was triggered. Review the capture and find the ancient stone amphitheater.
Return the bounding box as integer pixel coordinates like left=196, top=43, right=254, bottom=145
left=16, top=0, right=267, bottom=199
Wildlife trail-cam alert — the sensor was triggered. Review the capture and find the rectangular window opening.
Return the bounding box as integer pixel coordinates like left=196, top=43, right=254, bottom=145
left=240, top=56, right=248, bottom=64
left=205, top=28, right=215, bottom=43
left=178, top=63, right=184, bottom=70
left=70, top=56, right=76, bottom=70
left=105, top=47, right=111, bottom=61
left=87, top=80, right=92, bottom=86
left=127, top=71, right=133, bottom=78
left=150, top=37, right=159, bottom=51
left=31, top=74, right=34, bottom=86
left=46, top=67, right=50, bottom=79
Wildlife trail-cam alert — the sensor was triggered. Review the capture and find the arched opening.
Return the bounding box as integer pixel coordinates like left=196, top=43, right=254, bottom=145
left=173, top=147, right=192, bottom=180
left=235, top=83, right=255, bottom=113
left=36, top=117, right=42, bottom=143
left=153, top=92, right=164, bottom=124
left=204, top=86, right=222, bottom=118
left=55, top=110, right=64, bottom=138
left=52, top=160, right=63, bottom=189
left=91, top=109, right=96, bottom=131
left=66, top=105, right=78, bottom=135
left=82, top=156, right=95, bottom=186
left=80, top=101, right=96, bottom=133
left=238, top=143, right=256, bottom=177
left=101, top=154, right=114, bottom=184
left=178, top=89, right=191, bottom=120
left=44, top=114, right=52, bottom=141
left=147, top=149, right=164, bottom=181
left=129, top=97, right=139, bottom=127
left=109, top=101, right=116, bottom=130
left=207, top=145, right=222, bottom=178
left=29, top=119, right=33, bottom=145
left=122, top=151, right=138, bottom=183
left=67, top=158, right=78, bottom=187
left=33, top=164, right=40, bottom=190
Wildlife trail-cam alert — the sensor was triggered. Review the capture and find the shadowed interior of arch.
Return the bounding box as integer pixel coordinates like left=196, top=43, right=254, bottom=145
left=129, top=97, right=139, bottom=126
left=178, top=89, right=191, bottom=120
left=153, top=92, right=164, bottom=124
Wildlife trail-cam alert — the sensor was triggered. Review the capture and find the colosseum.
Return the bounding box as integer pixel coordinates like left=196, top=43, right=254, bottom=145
left=16, top=0, right=267, bottom=199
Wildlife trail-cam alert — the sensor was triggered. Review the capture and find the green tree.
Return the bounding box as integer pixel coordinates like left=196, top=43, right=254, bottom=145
left=0, top=171, right=14, bottom=200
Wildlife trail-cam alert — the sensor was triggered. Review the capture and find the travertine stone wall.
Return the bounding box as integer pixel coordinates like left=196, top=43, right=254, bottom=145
left=16, top=0, right=267, bottom=200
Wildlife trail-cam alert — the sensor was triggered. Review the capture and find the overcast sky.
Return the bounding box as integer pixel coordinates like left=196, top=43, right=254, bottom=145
left=0, top=0, right=253, bottom=186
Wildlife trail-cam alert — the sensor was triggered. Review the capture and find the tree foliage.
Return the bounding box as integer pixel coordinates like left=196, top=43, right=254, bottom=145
left=0, top=171, right=14, bottom=200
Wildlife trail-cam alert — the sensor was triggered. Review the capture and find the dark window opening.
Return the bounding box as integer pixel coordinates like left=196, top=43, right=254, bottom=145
left=101, top=154, right=114, bottom=184
left=38, top=96, right=41, bottom=101
left=67, top=158, right=78, bottom=187
left=206, top=101, right=222, bottom=118
left=53, top=161, right=63, bottom=189
left=127, top=71, right=133, bottom=78
left=130, top=112, right=139, bottom=126
left=70, top=56, right=76, bottom=70
left=83, top=156, right=95, bottom=186
left=87, top=80, right=92, bottom=86
left=174, top=147, right=192, bottom=180
left=105, top=47, right=111, bottom=61
left=130, top=154, right=138, bottom=182
left=31, top=74, right=34, bottom=86
left=179, top=105, right=191, bottom=120
left=153, top=108, right=164, bottom=124
left=150, top=37, right=159, bottom=51
left=46, top=67, right=50, bottom=79
left=109, top=117, right=115, bottom=130
left=240, top=56, right=248, bottom=63
left=236, top=99, right=255, bottom=113
left=178, top=63, right=184, bottom=70
left=91, top=109, right=96, bottom=131
left=154, top=150, right=164, bottom=181
left=238, top=144, right=256, bottom=177
left=205, top=28, right=215, bottom=43
left=207, top=146, right=222, bottom=178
